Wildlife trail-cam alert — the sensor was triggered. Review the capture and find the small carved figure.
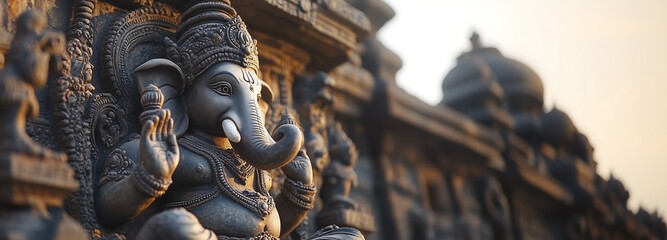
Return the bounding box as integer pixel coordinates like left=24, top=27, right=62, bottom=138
left=295, top=72, right=334, bottom=179
left=320, top=122, right=359, bottom=213
left=316, top=122, right=374, bottom=233
left=95, top=1, right=362, bottom=239
left=0, top=9, right=65, bottom=161
left=0, top=9, right=86, bottom=240
left=293, top=73, right=368, bottom=238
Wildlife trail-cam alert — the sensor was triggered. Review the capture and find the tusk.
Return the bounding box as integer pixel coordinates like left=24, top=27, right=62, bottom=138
left=222, top=119, right=241, bottom=143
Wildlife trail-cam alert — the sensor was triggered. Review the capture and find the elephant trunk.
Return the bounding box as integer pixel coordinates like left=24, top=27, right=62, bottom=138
left=226, top=99, right=302, bottom=170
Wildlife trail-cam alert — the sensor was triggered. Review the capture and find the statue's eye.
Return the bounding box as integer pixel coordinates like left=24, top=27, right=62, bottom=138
left=209, top=81, right=233, bottom=96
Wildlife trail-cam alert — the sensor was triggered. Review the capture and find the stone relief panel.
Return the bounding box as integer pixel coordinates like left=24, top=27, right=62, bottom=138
left=1, top=1, right=664, bottom=240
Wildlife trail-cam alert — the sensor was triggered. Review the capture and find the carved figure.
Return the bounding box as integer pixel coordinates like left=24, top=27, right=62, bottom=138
left=290, top=72, right=333, bottom=239
left=295, top=72, right=334, bottom=180
left=95, top=1, right=362, bottom=239
left=0, top=9, right=86, bottom=240
left=0, top=9, right=65, bottom=161
left=320, top=122, right=359, bottom=214
left=292, top=70, right=376, bottom=236
left=315, top=121, right=376, bottom=233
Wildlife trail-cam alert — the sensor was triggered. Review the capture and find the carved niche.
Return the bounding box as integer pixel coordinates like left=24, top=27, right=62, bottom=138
left=101, top=4, right=180, bottom=132
left=55, top=2, right=182, bottom=236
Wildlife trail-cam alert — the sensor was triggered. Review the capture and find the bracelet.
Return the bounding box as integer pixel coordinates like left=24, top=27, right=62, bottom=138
left=132, top=164, right=172, bottom=197
left=283, top=178, right=317, bottom=210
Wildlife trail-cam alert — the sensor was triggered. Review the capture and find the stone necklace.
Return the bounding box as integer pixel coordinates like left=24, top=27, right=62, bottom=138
left=178, top=134, right=274, bottom=217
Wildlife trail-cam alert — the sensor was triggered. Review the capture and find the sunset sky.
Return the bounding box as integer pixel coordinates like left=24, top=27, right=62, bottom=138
left=378, top=0, right=667, bottom=216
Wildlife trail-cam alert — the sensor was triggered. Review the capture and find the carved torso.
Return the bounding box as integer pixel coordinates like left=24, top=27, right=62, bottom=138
left=163, top=134, right=280, bottom=238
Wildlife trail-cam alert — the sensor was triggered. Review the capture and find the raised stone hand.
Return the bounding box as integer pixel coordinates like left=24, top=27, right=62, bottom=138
left=140, top=109, right=179, bottom=180
left=281, top=148, right=314, bottom=185
left=277, top=148, right=317, bottom=238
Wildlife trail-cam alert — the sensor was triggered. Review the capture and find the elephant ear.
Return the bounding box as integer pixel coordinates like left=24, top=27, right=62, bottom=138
left=260, top=79, right=274, bottom=104
left=134, top=59, right=189, bottom=137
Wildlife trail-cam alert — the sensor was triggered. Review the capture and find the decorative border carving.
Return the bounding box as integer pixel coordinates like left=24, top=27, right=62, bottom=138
left=98, top=149, right=134, bottom=186
left=101, top=4, right=179, bottom=132
left=89, top=94, right=128, bottom=150
left=52, top=0, right=99, bottom=234
left=262, top=0, right=315, bottom=21
left=319, top=0, right=371, bottom=34
left=26, top=118, right=57, bottom=149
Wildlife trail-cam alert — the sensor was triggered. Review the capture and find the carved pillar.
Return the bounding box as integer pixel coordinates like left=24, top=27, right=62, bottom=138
left=52, top=0, right=99, bottom=235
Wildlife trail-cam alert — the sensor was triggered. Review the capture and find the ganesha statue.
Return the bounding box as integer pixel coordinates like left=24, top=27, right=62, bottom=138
left=94, top=1, right=363, bottom=239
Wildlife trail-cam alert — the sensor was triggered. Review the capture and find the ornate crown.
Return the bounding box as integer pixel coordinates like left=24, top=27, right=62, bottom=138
left=165, top=1, right=259, bottom=87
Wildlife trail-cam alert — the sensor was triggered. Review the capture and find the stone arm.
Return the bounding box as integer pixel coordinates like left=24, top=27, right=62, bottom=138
left=96, top=152, right=164, bottom=228
left=96, top=111, right=179, bottom=228
left=275, top=148, right=316, bottom=238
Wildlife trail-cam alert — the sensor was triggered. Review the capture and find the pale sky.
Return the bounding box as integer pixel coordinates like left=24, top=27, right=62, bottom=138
left=378, top=0, right=667, bottom=216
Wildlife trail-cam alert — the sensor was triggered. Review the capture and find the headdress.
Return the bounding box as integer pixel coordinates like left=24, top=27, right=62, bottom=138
left=165, top=1, right=259, bottom=87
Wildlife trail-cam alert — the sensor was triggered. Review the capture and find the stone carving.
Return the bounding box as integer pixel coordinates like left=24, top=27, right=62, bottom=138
left=320, top=123, right=359, bottom=213
left=263, top=0, right=315, bottom=21
left=99, top=149, right=135, bottom=185
left=90, top=94, right=128, bottom=149
left=257, top=41, right=310, bottom=238
left=94, top=1, right=362, bottom=239
left=293, top=70, right=374, bottom=236
left=0, top=9, right=86, bottom=239
left=319, top=0, right=372, bottom=33
left=295, top=72, right=333, bottom=180
left=317, top=122, right=375, bottom=233
left=476, top=177, right=513, bottom=240
left=52, top=0, right=100, bottom=234
left=101, top=4, right=180, bottom=132
left=451, top=176, right=493, bottom=240
left=26, top=117, right=58, bottom=149
left=287, top=72, right=334, bottom=239
left=0, top=10, right=64, bottom=162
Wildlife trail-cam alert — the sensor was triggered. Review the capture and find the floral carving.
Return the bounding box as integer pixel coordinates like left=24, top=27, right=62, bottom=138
left=99, top=149, right=134, bottom=185
left=90, top=94, right=128, bottom=149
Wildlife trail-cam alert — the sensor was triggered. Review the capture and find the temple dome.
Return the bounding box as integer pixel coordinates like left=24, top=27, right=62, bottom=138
left=447, top=33, right=544, bottom=141
left=462, top=33, right=545, bottom=106
left=478, top=52, right=544, bottom=106
left=440, top=51, right=514, bottom=131
left=441, top=56, right=504, bottom=105
left=541, top=107, right=577, bottom=148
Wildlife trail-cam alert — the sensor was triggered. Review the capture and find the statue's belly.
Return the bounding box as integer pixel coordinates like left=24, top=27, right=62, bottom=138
left=188, top=194, right=281, bottom=238
left=169, top=149, right=279, bottom=237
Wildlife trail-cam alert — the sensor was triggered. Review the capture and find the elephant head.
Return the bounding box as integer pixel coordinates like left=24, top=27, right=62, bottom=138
left=133, top=1, right=303, bottom=169
left=134, top=59, right=303, bottom=170
left=183, top=61, right=302, bottom=169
